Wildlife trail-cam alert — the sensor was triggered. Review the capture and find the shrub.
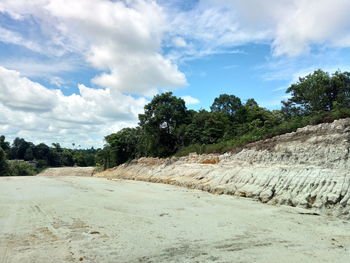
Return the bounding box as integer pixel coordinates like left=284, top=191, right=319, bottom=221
left=8, top=161, right=36, bottom=176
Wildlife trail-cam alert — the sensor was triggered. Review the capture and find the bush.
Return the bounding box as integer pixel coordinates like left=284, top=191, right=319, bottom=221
left=8, top=161, right=36, bottom=176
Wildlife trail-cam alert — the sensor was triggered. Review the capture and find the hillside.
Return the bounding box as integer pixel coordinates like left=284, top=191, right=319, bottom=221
left=96, top=118, right=350, bottom=218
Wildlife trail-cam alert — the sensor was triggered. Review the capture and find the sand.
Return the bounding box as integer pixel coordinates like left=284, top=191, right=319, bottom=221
left=0, top=176, right=349, bottom=263
left=38, top=167, right=95, bottom=177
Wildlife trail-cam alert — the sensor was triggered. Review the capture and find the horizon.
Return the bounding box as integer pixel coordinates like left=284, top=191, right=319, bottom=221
left=1, top=0, right=350, bottom=148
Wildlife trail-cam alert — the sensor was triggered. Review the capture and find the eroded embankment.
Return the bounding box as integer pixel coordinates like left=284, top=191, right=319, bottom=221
left=96, top=118, right=350, bottom=218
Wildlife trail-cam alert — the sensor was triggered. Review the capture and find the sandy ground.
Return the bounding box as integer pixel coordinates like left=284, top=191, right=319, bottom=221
left=0, top=176, right=349, bottom=263
left=38, top=167, right=95, bottom=177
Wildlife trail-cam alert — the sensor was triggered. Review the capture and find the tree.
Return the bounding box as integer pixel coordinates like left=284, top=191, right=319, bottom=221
left=184, top=110, right=230, bottom=144
left=330, top=71, right=350, bottom=108
left=138, top=92, right=188, bottom=157
left=73, top=152, right=87, bottom=167
left=0, top=136, right=10, bottom=153
left=245, top=98, right=258, bottom=107
left=0, top=147, right=10, bottom=176
left=104, top=128, right=140, bottom=167
left=61, top=149, right=74, bottom=166
left=9, top=138, right=32, bottom=160
left=96, top=147, right=112, bottom=170
left=52, top=143, right=63, bottom=152
left=24, top=147, right=34, bottom=161
left=210, top=94, right=242, bottom=115
left=281, top=70, right=347, bottom=116
left=33, top=143, right=50, bottom=161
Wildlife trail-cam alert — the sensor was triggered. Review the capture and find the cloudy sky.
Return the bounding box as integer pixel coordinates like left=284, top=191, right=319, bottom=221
left=1, top=0, right=350, bottom=148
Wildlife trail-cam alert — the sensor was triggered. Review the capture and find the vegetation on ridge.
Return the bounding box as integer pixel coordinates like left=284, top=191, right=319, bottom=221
left=95, top=69, right=350, bottom=170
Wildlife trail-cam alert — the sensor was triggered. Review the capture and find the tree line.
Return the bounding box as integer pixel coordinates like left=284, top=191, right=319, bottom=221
left=2, top=69, right=350, bottom=174
left=0, top=137, right=97, bottom=176
left=96, top=69, right=350, bottom=169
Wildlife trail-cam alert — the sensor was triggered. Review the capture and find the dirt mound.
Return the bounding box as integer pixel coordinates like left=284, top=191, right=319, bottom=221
left=39, top=167, right=95, bottom=177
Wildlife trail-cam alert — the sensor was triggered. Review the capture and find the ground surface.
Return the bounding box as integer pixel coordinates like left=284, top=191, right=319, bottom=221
left=0, top=176, right=349, bottom=263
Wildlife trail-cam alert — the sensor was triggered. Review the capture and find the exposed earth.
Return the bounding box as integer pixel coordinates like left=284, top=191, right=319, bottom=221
left=0, top=176, right=349, bottom=263
left=38, top=167, right=95, bottom=177
left=97, top=118, right=350, bottom=219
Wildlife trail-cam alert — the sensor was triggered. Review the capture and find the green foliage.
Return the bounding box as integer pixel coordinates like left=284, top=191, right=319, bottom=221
left=98, top=90, right=286, bottom=168
left=9, top=138, right=33, bottom=160
left=72, top=149, right=96, bottom=167
left=0, top=136, right=98, bottom=172
left=99, top=128, right=141, bottom=168
left=138, top=92, right=188, bottom=157
left=184, top=110, right=230, bottom=145
left=0, top=136, right=10, bottom=153
left=210, top=94, right=242, bottom=115
left=0, top=147, right=10, bottom=176
left=282, top=70, right=350, bottom=116
left=8, top=161, right=36, bottom=176
left=177, top=107, right=350, bottom=157
left=95, top=146, right=111, bottom=170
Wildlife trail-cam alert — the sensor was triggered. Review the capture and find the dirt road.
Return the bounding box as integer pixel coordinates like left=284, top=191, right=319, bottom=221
left=0, top=176, right=349, bottom=263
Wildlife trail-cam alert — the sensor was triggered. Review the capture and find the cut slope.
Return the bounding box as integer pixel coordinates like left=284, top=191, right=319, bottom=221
left=96, top=118, right=350, bottom=218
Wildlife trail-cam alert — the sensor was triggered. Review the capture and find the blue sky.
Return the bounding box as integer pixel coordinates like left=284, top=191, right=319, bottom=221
left=173, top=44, right=286, bottom=110
left=1, top=0, right=350, bottom=147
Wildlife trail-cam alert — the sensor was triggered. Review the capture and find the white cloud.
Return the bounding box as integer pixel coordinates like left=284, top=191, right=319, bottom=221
left=91, top=53, right=186, bottom=96
left=0, top=58, right=80, bottom=78
left=0, top=0, right=186, bottom=146
left=0, top=27, right=44, bottom=53
left=0, top=0, right=187, bottom=96
left=165, top=2, right=270, bottom=61
left=181, top=95, right=200, bottom=105
left=2, top=0, right=350, bottom=65
left=201, top=0, right=350, bottom=56
left=163, top=0, right=350, bottom=58
left=2, top=0, right=350, bottom=147
left=0, top=67, right=59, bottom=112
left=0, top=66, right=146, bottom=147
left=172, top=37, right=187, bottom=48
left=50, top=76, right=66, bottom=87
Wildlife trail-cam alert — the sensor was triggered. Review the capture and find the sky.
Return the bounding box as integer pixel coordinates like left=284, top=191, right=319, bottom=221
left=1, top=0, right=350, bottom=148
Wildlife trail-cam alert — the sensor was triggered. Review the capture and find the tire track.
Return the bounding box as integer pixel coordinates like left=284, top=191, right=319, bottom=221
left=0, top=247, right=9, bottom=263
left=28, top=201, right=76, bottom=262
left=0, top=189, right=21, bottom=263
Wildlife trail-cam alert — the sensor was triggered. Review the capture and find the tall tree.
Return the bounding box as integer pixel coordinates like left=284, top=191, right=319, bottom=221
left=9, top=138, right=32, bottom=160
left=330, top=71, right=350, bottom=108
left=210, top=94, right=242, bottom=115
left=184, top=110, right=230, bottom=144
left=0, top=136, right=10, bottom=153
left=0, top=147, right=10, bottom=176
left=139, top=92, right=188, bottom=157
left=104, top=128, right=140, bottom=166
left=282, top=70, right=350, bottom=117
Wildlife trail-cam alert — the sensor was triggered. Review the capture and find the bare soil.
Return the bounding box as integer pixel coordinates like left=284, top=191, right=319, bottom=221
left=0, top=176, right=349, bottom=263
